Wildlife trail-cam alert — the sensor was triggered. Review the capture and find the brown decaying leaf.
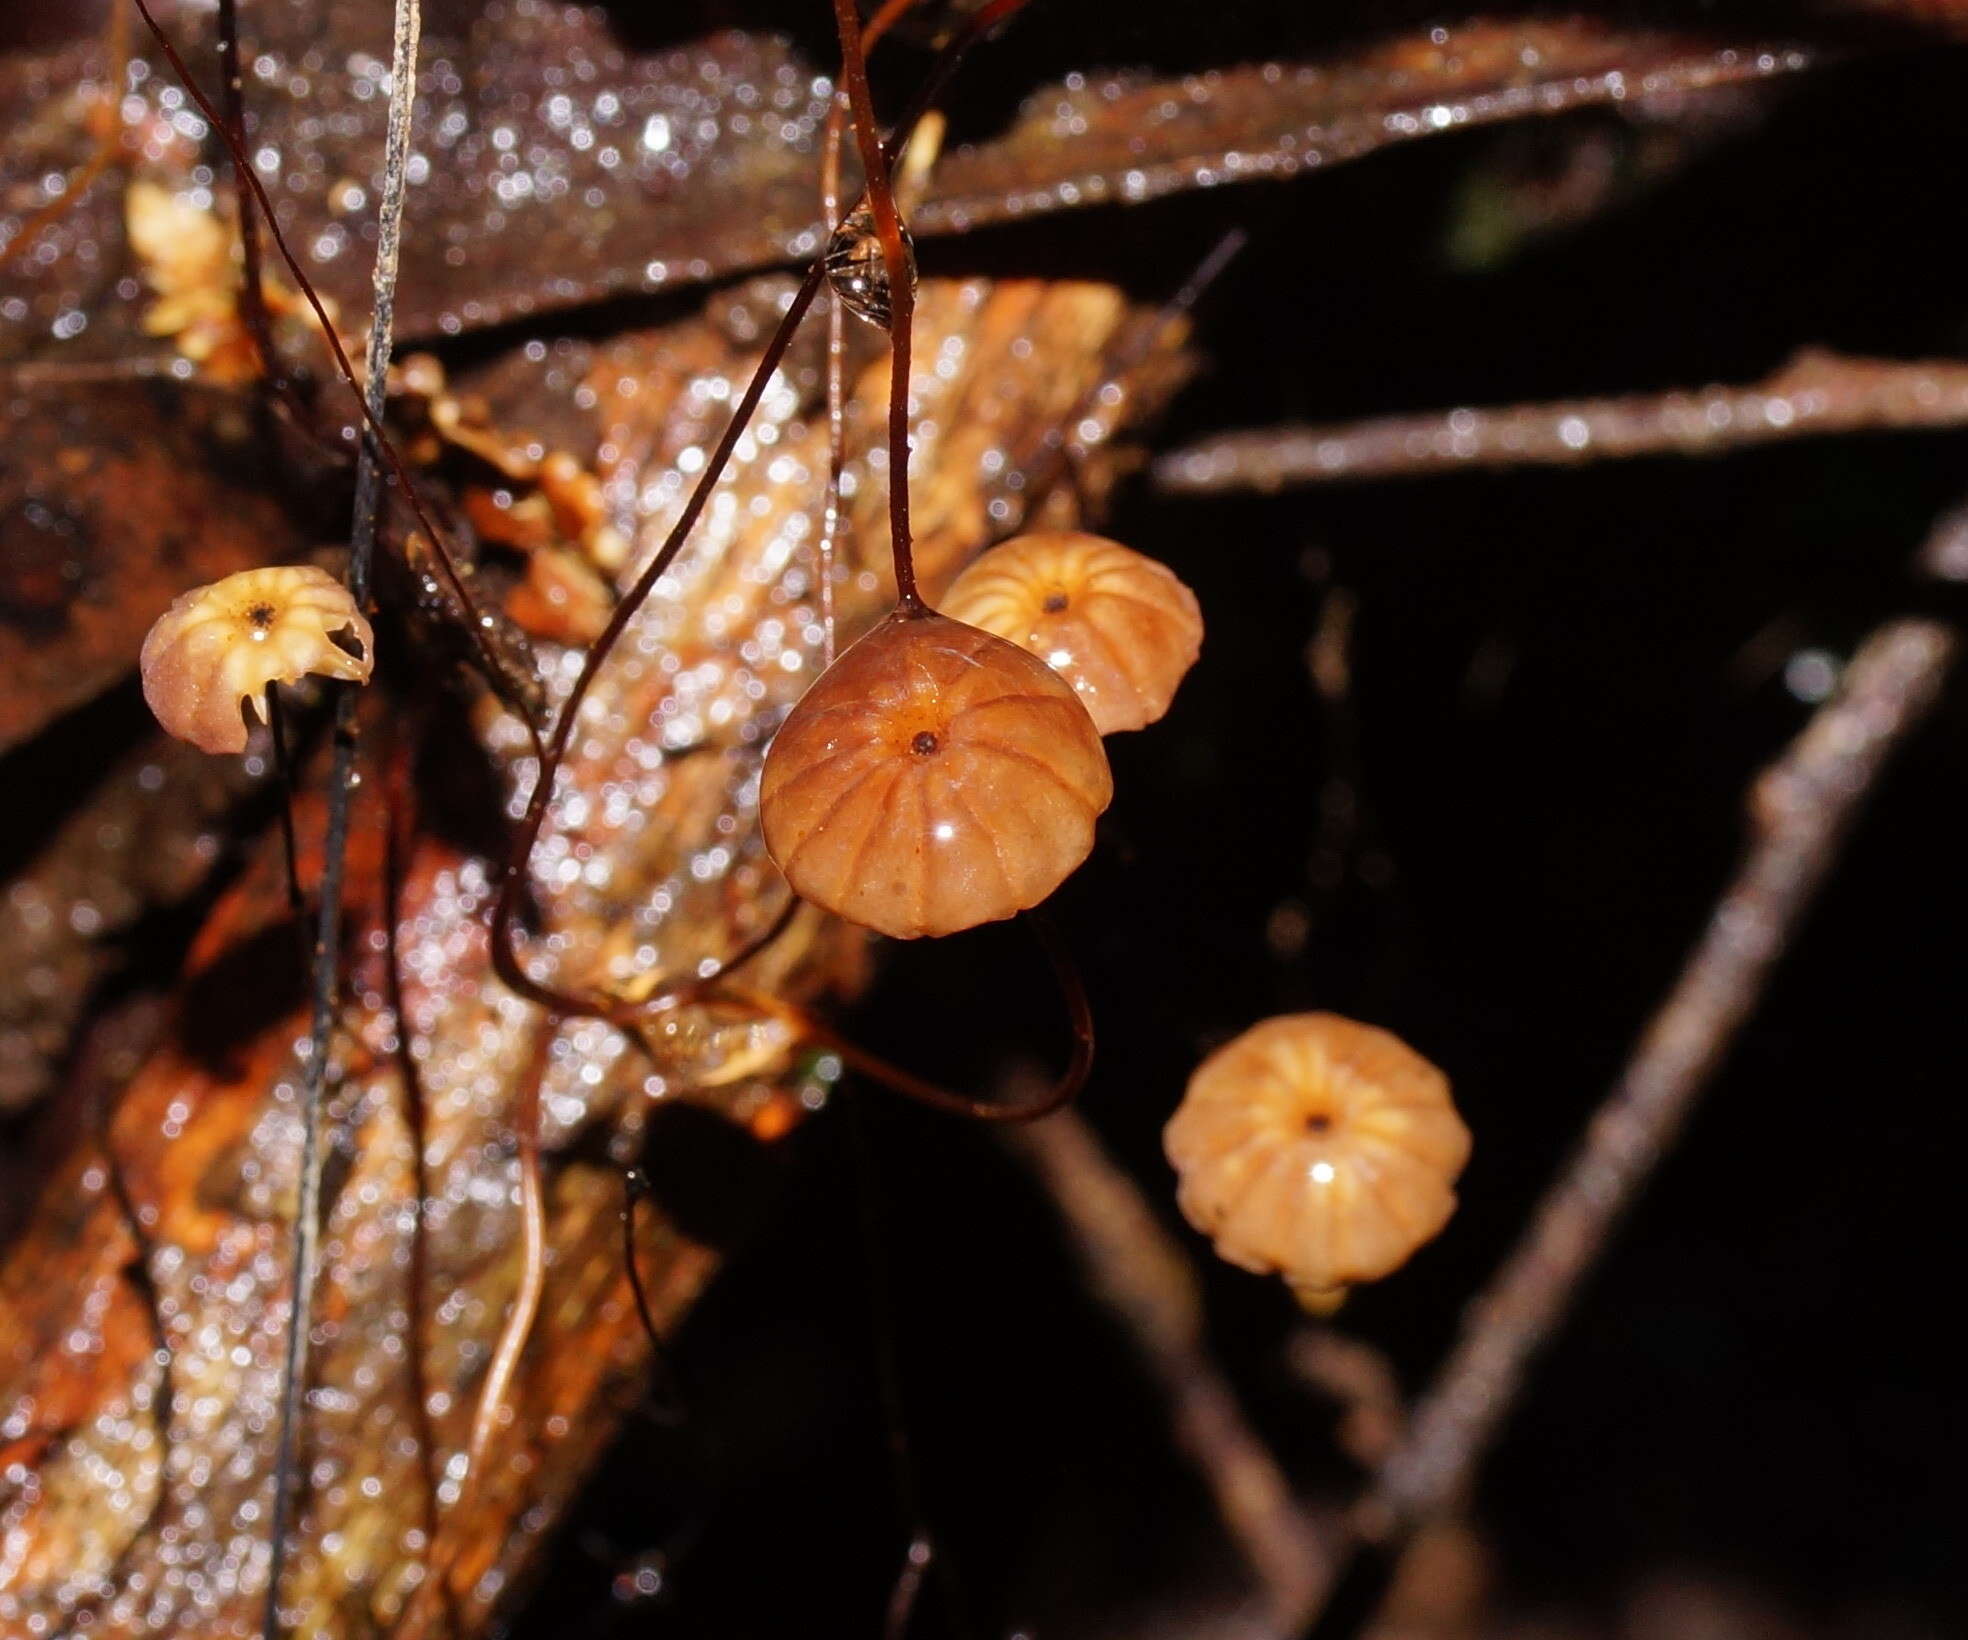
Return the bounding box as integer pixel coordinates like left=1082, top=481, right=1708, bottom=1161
left=0, top=276, right=1189, bottom=1637
left=916, top=20, right=1811, bottom=229
left=0, top=380, right=317, bottom=754
left=0, top=730, right=256, bottom=1116
left=3, top=8, right=1826, bottom=358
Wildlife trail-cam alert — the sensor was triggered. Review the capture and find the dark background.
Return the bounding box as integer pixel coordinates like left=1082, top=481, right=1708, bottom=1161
left=512, top=12, right=1968, bottom=1639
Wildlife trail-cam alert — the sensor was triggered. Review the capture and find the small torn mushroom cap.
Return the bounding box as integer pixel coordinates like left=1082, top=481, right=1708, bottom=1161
left=1165, top=1013, right=1471, bottom=1308
left=760, top=608, right=1112, bottom=940
left=938, top=531, right=1203, bottom=734
left=140, top=565, right=375, bottom=755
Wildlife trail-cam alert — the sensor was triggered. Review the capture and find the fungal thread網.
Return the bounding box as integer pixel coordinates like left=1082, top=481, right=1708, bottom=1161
left=140, top=566, right=374, bottom=755
left=1164, top=1013, right=1471, bottom=1310
left=938, top=531, right=1203, bottom=734
left=760, top=608, right=1112, bottom=939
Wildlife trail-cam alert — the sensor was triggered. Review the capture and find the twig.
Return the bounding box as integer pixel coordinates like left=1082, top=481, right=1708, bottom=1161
left=1285, top=1329, right=1404, bottom=1471
left=391, top=1026, right=550, bottom=1640
left=381, top=739, right=453, bottom=1629
left=461, top=1033, right=547, bottom=1500
left=884, top=1532, right=935, bottom=1640
left=262, top=2, right=420, bottom=1633
left=1006, top=1109, right=1327, bottom=1628
left=1154, top=349, right=1968, bottom=492
left=1302, top=608, right=1956, bottom=1638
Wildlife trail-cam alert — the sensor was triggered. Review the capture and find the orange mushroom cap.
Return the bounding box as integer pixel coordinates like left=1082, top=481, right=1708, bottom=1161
left=759, top=608, right=1113, bottom=939
left=1164, top=1013, right=1471, bottom=1307
left=140, top=565, right=374, bottom=755
left=938, top=531, right=1203, bottom=734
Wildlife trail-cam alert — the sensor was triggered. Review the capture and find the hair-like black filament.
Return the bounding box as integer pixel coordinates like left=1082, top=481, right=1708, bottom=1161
left=845, top=1086, right=964, bottom=1639
left=214, top=0, right=283, bottom=392
left=717, top=907, right=1094, bottom=1124
left=884, top=0, right=1032, bottom=158
left=619, top=1167, right=688, bottom=1426
left=129, top=0, right=545, bottom=753
left=135, top=0, right=1088, bottom=1194
left=1021, top=225, right=1251, bottom=521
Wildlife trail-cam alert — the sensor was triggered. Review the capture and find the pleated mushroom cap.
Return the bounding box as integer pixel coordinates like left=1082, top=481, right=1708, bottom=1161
left=1164, top=1013, right=1471, bottom=1306
left=760, top=609, right=1112, bottom=939
left=140, top=565, right=375, bottom=755
left=938, top=532, right=1202, bottom=733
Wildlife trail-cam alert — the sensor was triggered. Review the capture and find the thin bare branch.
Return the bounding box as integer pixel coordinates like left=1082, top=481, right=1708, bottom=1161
left=1155, top=349, right=1968, bottom=492
left=264, top=1, right=421, bottom=1632
left=1286, top=1329, right=1405, bottom=1471
left=916, top=25, right=1814, bottom=237
left=1299, top=603, right=1957, bottom=1638
left=1006, top=1109, right=1328, bottom=1628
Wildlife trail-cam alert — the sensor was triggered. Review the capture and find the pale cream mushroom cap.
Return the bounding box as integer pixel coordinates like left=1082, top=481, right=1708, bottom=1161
left=140, top=565, right=374, bottom=754
left=1165, top=1013, right=1471, bottom=1306
left=939, top=532, right=1203, bottom=734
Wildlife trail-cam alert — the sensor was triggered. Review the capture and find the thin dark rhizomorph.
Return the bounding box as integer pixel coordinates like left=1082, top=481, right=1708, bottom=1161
left=484, top=1, right=1038, bottom=1044
left=619, top=1167, right=688, bottom=1425
left=829, top=0, right=921, bottom=610
left=260, top=684, right=307, bottom=937
left=845, top=1082, right=962, bottom=1640
left=214, top=0, right=281, bottom=391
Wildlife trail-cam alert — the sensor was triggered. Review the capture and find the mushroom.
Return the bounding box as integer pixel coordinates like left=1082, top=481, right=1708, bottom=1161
left=759, top=608, right=1112, bottom=939
left=1164, top=1013, right=1471, bottom=1309
left=140, top=565, right=375, bottom=755
left=938, top=531, right=1203, bottom=733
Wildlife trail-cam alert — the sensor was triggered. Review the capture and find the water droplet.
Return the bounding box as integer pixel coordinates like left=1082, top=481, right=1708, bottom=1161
left=824, top=202, right=915, bottom=330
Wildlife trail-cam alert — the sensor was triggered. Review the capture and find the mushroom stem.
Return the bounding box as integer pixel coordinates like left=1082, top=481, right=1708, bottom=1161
left=828, top=0, right=921, bottom=610
left=263, top=683, right=304, bottom=931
